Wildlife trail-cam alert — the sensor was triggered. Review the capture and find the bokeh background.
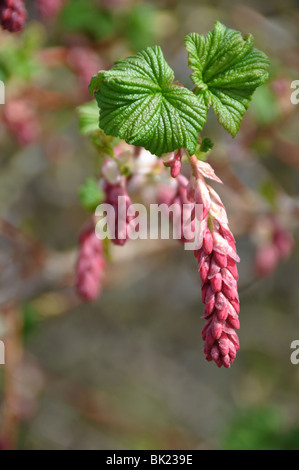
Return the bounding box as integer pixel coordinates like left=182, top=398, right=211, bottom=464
left=0, top=0, right=299, bottom=450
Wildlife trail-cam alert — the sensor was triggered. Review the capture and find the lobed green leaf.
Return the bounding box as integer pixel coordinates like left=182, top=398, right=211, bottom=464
left=91, top=46, right=207, bottom=156
left=185, top=22, right=270, bottom=136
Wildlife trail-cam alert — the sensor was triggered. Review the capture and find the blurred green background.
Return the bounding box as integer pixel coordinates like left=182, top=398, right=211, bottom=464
left=0, top=0, right=299, bottom=450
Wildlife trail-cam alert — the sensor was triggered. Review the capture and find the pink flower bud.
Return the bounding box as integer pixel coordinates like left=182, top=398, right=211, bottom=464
left=215, top=292, right=228, bottom=310
left=227, top=314, right=240, bottom=330
left=213, top=251, right=227, bottom=268
left=217, top=307, right=228, bottom=321
left=222, top=282, right=237, bottom=301
left=208, top=256, right=221, bottom=278
left=218, top=333, right=230, bottom=356
left=226, top=256, right=239, bottom=280
left=196, top=161, right=223, bottom=184
left=170, top=151, right=182, bottom=178
left=221, top=268, right=236, bottom=289
left=212, top=231, right=240, bottom=262
left=211, top=318, right=223, bottom=340
left=229, top=342, right=237, bottom=360
left=199, top=258, right=210, bottom=284
left=210, top=273, right=222, bottom=292
left=222, top=354, right=231, bottom=368
left=203, top=228, right=213, bottom=254
left=230, top=298, right=240, bottom=314
left=210, top=345, right=220, bottom=361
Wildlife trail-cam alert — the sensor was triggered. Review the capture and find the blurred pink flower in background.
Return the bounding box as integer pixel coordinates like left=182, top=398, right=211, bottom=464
left=3, top=98, right=40, bottom=145
left=37, top=0, right=69, bottom=20
left=0, top=0, right=27, bottom=33
left=255, top=217, right=294, bottom=277
left=67, top=47, right=104, bottom=96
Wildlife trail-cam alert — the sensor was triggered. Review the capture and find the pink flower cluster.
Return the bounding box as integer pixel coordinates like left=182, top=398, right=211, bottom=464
left=197, top=220, right=240, bottom=368
left=161, top=156, right=241, bottom=367
left=0, top=0, right=27, bottom=33
left=185, top=158, right=240, bottom=367
left=75, top=222, right=106, bottom=301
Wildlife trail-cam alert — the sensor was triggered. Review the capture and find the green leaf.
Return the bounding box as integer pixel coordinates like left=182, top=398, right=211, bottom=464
left=77, top=100, right=100, bottom=135
left=92, top=46, right=207, bottom=157
left=185, top=22, right=270, bottom=137
left=79, top=178, right=104, bottom=212
left=89, top=71, right=104, bottom=97
left=199, top=137, right=214, bottom=153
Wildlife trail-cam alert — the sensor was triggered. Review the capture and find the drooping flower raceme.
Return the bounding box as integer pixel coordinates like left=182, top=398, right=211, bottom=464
left=76, top=222, right=106, bottom=301
left=158, top=156, right=241, bottom=368
left=186, top=158, right=240, bottom=368
left=197, top=218, right=240, bottom=368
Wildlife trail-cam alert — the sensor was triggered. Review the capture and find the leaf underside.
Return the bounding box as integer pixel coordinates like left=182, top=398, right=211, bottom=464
left=90, top=46, right=207, bottom=156
left=185, top=21, right=270, bottom=136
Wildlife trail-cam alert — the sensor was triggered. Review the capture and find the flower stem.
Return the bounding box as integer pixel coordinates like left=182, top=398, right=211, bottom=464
left=187, top=151, right=202, bottom=180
